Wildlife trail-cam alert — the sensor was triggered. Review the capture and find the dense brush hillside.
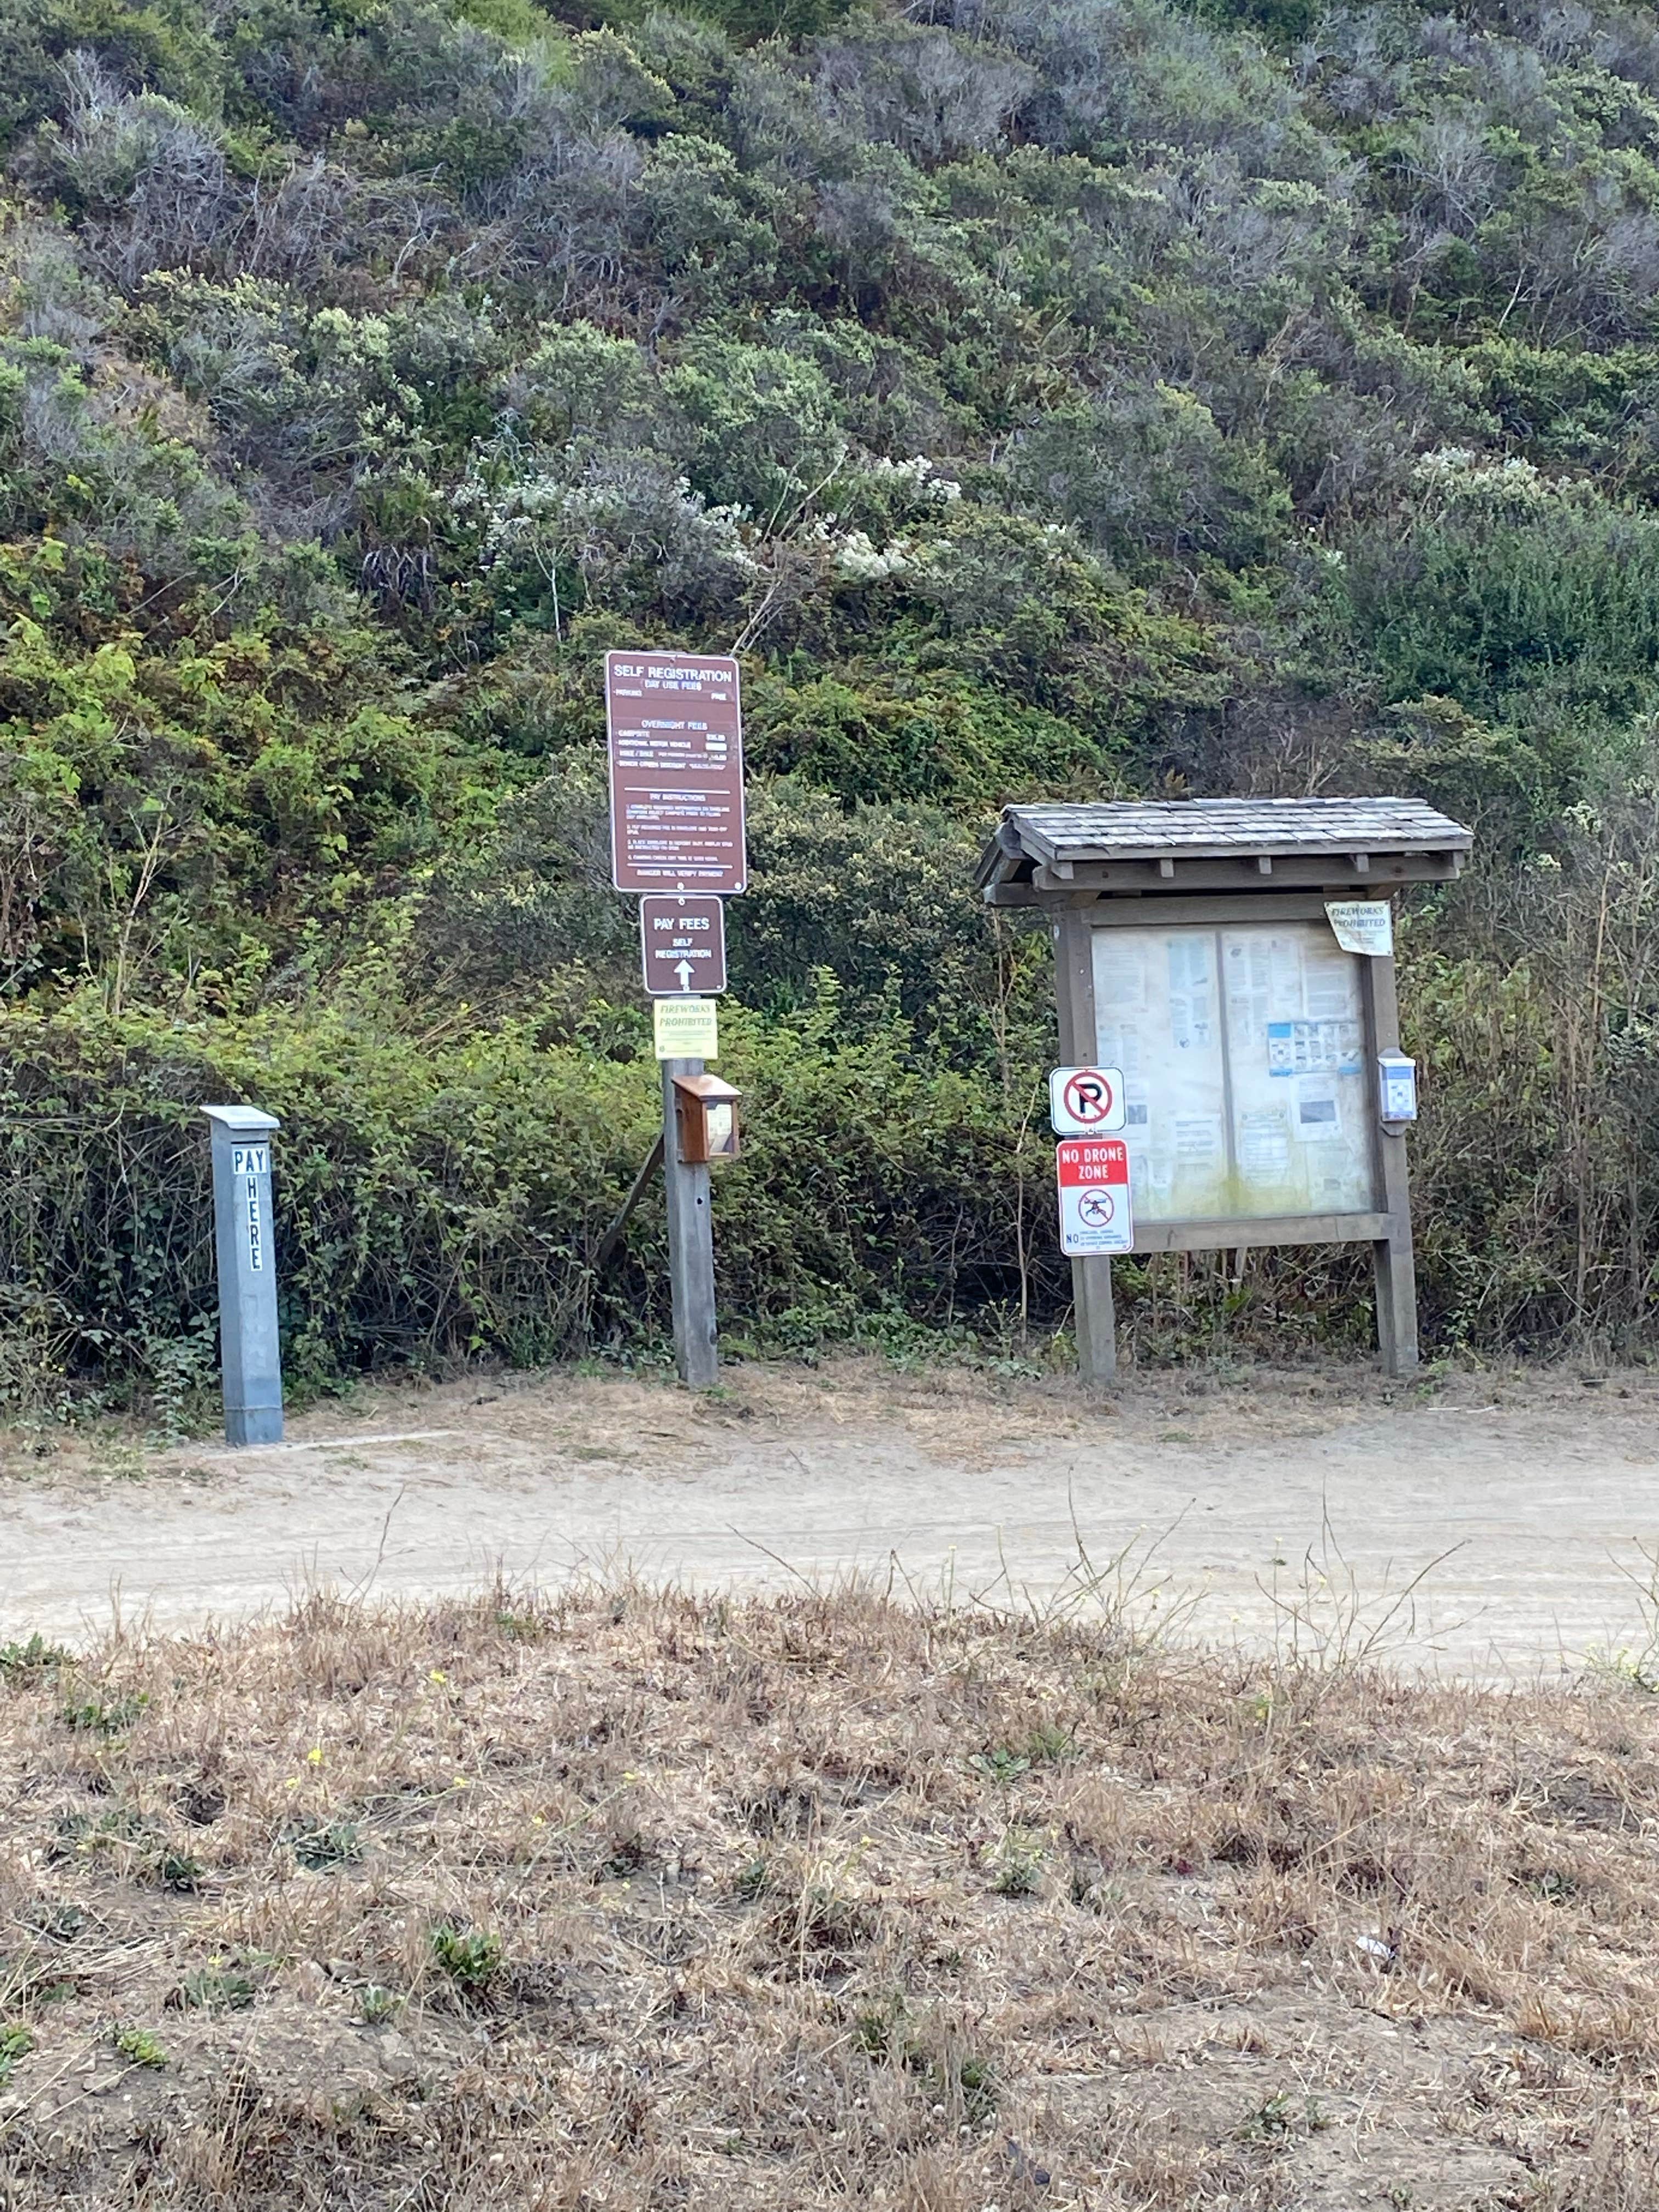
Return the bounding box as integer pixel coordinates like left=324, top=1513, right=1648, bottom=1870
left=5, top=0, right=1659, bottom=1410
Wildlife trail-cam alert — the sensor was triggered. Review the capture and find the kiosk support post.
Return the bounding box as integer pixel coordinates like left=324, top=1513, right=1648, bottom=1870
left=1358, top=951, right=1419, bottom=1378
left=1054, top=911, right=1118, bottom=1383
left=201, top=1104, right=284, bottom=1446
left=662, top=1058, right=719, bottom=1387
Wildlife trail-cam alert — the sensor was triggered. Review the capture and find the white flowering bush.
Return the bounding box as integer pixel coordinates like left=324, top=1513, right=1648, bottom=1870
left=1409, top=447, right=1560, bottom=516
left=459, top=447, right=758, bottom=622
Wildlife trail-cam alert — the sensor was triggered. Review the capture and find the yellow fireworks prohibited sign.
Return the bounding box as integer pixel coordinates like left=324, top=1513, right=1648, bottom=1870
left=653, top=997, right=719, bottom=1061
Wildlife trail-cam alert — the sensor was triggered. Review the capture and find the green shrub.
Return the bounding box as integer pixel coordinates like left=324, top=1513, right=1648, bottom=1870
left=291, top=1820, right=364, bottom=1872
left=0, top=978, right=1067, bottom=1404
left=0, top=1635, right=72, bottom=1681
left=6, top=0, right=1659, bottom=1386
left=174, top=1966, right=253, bottom=2010
left=60, top=1691, right=147, bottom=1735
left=113, top=2024, right=168, bottom=2068
left=430, top=1923, right=503, bottom=1990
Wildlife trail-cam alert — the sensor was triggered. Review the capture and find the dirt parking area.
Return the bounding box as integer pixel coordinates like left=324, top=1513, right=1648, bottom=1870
left=4, top=1357, right=1659, bottom=1679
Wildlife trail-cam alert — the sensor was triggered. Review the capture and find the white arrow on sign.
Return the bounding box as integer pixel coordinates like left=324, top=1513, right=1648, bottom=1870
left=674, top=960, right=695, bottom=990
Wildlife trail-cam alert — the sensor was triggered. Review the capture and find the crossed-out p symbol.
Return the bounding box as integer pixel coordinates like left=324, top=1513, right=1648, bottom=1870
left=1064, top=1071, right=1113, bottom=1125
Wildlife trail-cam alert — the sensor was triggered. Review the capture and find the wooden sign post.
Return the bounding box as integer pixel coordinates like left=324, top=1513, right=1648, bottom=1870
left=975, top=799, right=1474, bottom=1382
left=605, top=651, right=746, bottom=1387
left=660, top=1057, right=719, bottom=1386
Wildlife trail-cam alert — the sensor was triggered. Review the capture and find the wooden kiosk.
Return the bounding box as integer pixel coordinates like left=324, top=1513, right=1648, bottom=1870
left=975, top=799, right=1474, bottom=1380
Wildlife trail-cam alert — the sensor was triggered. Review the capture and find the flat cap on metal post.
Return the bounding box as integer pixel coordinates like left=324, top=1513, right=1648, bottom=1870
left=201, top=1105, right=283, bottom=1446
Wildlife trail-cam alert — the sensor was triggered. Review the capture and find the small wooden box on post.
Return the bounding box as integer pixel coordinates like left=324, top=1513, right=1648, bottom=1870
left=974, top=798, right=1474, bottom=1381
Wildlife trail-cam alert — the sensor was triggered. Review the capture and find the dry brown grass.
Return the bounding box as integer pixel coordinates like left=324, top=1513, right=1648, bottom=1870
left=1, top=1577, right=1657, bottom=2210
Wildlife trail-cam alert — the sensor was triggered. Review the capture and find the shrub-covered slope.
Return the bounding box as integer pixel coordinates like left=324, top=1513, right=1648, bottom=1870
left=6, top=0, right=1659, bottom=1406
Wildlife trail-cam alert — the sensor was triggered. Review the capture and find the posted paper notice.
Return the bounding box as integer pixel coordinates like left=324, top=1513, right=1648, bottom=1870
left=1325, top=900, right=1393, bottom=957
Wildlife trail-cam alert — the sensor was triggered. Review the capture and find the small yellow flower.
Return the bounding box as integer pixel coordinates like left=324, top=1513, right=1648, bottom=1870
left=306, top=1746, right=324, bottom=1765
left=532, top=1815, right=546, bottom=1829
left=284, top=1777, right=299, bottom=1790
left=452, top=1774, right=469, bottom=1790
left=622, top=1768, right=643, bottom=1783
left=428, top=1668, right=449, bottom=1685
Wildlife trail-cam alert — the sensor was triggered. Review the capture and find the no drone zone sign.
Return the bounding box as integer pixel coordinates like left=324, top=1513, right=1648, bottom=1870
left=1056, top=1137, right=1133, bottom=1257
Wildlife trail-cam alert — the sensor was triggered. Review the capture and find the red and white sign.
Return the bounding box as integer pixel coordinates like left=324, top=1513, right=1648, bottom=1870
left=1056, top=1138, right=1133, bottom=1256
left=1048, top=1065, right=1126, bottom=1135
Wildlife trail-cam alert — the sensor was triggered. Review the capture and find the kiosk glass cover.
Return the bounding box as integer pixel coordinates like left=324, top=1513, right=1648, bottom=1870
left=1092, top=919, right=1378, bottom=1223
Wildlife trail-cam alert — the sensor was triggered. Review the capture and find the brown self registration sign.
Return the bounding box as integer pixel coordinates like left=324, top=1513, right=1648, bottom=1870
left=606, top=651, right=747, bottom=894
left=640, top=894, right=727, bottom=996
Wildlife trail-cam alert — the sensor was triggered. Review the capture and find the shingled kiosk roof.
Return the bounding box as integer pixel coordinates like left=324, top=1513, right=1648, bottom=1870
left=975, top=797, right=1474, bottom=902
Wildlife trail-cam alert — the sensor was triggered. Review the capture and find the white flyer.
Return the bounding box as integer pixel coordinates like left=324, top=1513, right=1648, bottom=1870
left=1167, top=936, right=1215, bottom=1051
left=1238, top=1109, right=1291, bottom=1184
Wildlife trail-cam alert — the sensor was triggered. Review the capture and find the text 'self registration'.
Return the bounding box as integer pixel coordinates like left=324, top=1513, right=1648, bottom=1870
left=606, top=652, right=747, bottom=894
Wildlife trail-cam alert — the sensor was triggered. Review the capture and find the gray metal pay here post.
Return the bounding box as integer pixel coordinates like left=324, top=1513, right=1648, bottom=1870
left=201, top=1104, right=284, bottom=1444
left=975, top=799, right=1474, bottom=1382
left=606, top=651, right=747, bottom=1389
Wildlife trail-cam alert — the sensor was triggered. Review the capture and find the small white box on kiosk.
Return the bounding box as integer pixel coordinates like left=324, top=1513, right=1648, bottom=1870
left=1378, top=1051, right=1418, bottom=1125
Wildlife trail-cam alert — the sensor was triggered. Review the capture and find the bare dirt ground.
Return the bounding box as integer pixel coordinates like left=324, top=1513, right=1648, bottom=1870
left=4, top=1357, right=1659, bottom=1678
left=4, top=1367, right=1659, bottom=2209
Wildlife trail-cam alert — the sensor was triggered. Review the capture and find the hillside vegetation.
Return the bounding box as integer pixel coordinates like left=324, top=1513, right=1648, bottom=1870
left=5, top=0, right=1659, bottom=1410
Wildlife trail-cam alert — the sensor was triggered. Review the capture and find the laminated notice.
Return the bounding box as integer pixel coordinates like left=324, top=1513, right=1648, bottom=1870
left=1325, top=900, right=1393, bottom=957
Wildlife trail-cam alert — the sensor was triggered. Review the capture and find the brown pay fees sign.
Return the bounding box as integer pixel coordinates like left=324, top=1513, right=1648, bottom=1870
left=640, top=894, right=727, bottom=997
left=606, top=651, right=747, bottom=895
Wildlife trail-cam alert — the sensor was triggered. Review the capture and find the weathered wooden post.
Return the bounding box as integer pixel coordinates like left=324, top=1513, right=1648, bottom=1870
left=1053, top=909, right=1119, bottom=1379
left=974, top=799, right=1473, bottom=1381
left=651, top=998, right=723, bottom=1389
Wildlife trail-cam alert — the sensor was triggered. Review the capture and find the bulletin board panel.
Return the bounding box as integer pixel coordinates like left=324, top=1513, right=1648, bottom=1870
left=1091, top=919, right=1379, bottom=1226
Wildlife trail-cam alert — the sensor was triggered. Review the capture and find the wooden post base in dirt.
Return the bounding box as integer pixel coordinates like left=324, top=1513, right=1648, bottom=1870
left=662, top=1057, right=719, bottom=1388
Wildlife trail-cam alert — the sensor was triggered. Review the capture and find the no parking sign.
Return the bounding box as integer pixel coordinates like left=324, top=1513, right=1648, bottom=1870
left=1056, top=1138, right=1133, bottom=1256
left=1048, top=1064, right=1126, bottom=1135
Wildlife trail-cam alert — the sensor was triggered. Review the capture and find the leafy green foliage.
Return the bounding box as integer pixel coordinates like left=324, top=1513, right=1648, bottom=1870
left=990, top=1827, right=1046, bottom=1896
left=290, top=1819, right=364, bottom=1871
left=112, top=2023, right=168, bottom=2068
left=5, top=0, right=1659, bottom=1390
left=431, top=1923, right=503, bottom=1990
left=54, top=1803, right=153, bottom=1857
left=60, top=1691, right=147, bottom=1735
left=0, top=1635, right=72, bottom=1681
left=174, top=1966, right=254, bottom=2009
left=0, top=982, right=1067, bottom=1389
